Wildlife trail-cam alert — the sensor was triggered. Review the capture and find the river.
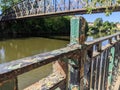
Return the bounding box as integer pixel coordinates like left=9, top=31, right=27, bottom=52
left=0, top=37, right=69, bottom=90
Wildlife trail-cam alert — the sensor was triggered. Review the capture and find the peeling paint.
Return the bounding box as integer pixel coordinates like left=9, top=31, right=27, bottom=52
left=8, top=63, right=22, bottom=70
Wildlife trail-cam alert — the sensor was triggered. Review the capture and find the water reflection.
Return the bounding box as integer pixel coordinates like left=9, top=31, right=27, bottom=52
left=0, top=37, right=68, bottom=64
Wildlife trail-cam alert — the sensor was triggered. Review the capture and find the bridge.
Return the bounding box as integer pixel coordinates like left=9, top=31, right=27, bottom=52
left=1, top=0, right=120, bottom=21
left=0, top=0, right=120, bottom=90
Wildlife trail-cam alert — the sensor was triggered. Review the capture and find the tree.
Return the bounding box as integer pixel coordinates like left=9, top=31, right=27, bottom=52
left=0, top=0, right=21, bottom=12
left=94, top=18, right=103, bottom=28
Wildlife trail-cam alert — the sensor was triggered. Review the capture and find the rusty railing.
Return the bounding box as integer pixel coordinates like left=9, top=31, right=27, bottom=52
left=0, top=16, right=120, bottom=90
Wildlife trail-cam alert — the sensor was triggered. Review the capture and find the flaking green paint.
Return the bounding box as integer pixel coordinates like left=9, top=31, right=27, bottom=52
left=70, top=17, right=80, bottom=45
left=108, top=47, right=115, bottom=87
left=68, top=16, right=87, bottom=90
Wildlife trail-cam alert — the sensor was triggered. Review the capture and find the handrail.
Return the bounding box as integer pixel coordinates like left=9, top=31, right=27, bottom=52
left=0, top=44, right=80, bottom=82
left=0, top=16, right=120, bottom=89
left=0, top=32, right=119, bottom=84
left=0, top=32, right=120, bottom=83
left=85, top=32, right=120, bottom=45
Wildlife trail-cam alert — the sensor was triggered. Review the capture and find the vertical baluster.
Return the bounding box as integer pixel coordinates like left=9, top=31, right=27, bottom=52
left=89, top=56, right=94, bottom=90
left=92, top=58, right=96, bottom=89
left=44, top=0, right=46, bottom=13
left=77, top=0, right=79, bottom=9
left=69, top=0, right=70, bottom=10
left=88, top=45, right=94, bottom=90
left=101, top=50, right=109, bottom=90
left=100, top=50, right=107, bottom=90
left=0, top=78, right=18, bottom=90
left=114, top=36, right=119, bottom=67
left=64, top=0, right=65, bottom=10
left=93, top=57, right=98, bottom=90
left=107, top=38, right=115, bottom=90
left=96, top=43, right=102, bottom=90
left=54, top=0, right=56, bottom=12
left=68, top=16, right=87, bottom=90
left=118, top=35, right=120, bottom=64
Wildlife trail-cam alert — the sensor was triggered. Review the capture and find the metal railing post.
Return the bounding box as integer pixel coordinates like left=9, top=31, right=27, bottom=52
left=0, top=78, right=18, bottom=90
left=67, top=16, right=87, bottom=90
left=106, top=38, right=115, bottom=90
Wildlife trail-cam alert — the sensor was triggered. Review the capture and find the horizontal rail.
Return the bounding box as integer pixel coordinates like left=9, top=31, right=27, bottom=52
left=0, top=44, right=81, bottom=82
left=85, top=32, right=120, bottom=45
left=0, top=32, right=120, bottom=83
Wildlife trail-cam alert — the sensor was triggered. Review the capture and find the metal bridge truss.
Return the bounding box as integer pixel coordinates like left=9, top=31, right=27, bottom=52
left=1, top=0, right=120, bottom=21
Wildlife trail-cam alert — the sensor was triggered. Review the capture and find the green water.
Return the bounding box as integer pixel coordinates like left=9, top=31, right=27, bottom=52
left=0, top=37, right=69, bottom=90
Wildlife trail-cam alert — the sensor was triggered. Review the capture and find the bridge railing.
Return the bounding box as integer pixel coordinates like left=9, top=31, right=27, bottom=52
left=1, top=0, right=120, bottom=21
left=85, top=32, right=120, bottom=90
left=0, top=17, right=120, bottom=90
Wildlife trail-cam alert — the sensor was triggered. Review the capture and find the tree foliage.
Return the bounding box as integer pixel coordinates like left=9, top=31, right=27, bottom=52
left=94, top=18, right=103, bottom=28
left=88, top=18, right=117, bottom=35
left=0, top=16, right=70, bottom=38
left=0, top=0, right=21, bottom=11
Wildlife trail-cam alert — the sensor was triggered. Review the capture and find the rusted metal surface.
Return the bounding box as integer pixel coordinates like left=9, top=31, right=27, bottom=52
left=84, top=32, right=120, bottom=90
left=1, top=0, right=120, bottom=21
left=24, top=72, right=65, bottom=90
left=0, top=44, right=81, bottom=83
left=101, top=50, right=108, bottom=90
left=0, top=16, right=120, bottom=90
left=0, top=78, right=18, bottom=90
left=85, top=32, right=120, bottom=46
left=68, top=16, right=87, bottom=90
left=0, top=32, right=119, bottom=90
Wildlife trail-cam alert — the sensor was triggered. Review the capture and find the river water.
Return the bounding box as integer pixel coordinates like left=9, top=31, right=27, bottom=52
left=0, top=37, right=69, bottom=90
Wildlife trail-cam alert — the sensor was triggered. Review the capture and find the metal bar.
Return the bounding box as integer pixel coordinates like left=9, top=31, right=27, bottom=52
left=89, top=58, right=94, bottom=90
left=101, top=50, right=109, bottom=90
left=44, top=0, right=46, bottom=13
left=68, top=16, right=87, bottom=90
left=69, top=0, right=70, bottom=10
left=85, top=32, right=120, bottom=46
left=92, top=58, right=96, bottom=89
left=0, top=78, right=18, bottom=90
left=87, top=46, right=93, bottom=90
left=93, top=57, right=98, bottom=90
left=0, top=45, right=80, bottom=83
left=2, top=4, right=120, bottom=21
left=64, top=0, right=65, bottom=10
left=107, top=47, right=115, bottom=89
left=96, top=42, right=102, bottom=90
left=100, top=51, right=107, bottom=90
left=95, top=55, right=101, bottom=90
left=104, top=48, right=111, bottom=90
left=54, top=0, right=56, bottom=12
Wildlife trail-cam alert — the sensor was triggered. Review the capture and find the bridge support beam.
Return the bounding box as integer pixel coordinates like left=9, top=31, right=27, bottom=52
left=68, top=16, right=87, bottom=90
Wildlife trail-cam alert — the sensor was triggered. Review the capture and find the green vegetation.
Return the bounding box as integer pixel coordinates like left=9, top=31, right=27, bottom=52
left=0, top=16, right=70, bottom=38
left=88, top=18, right=118, bottom=36
left=0, top=0, right=71, bottom=39
left=0, top=0, right=22, bottom=11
